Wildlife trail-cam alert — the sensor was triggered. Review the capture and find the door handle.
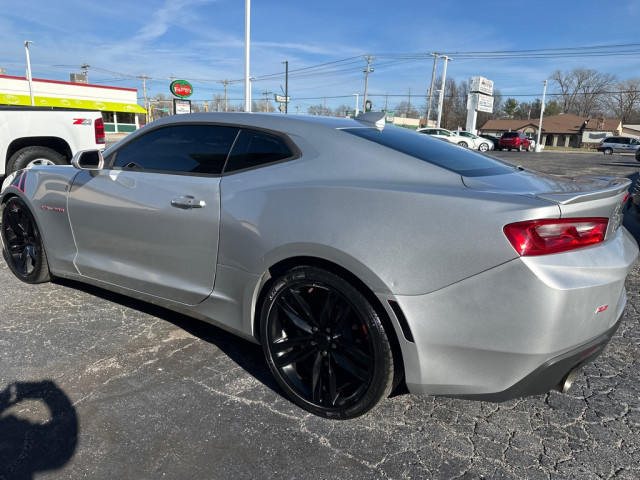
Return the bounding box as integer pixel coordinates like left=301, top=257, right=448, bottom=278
left=171, top=196, right=206, bottom=209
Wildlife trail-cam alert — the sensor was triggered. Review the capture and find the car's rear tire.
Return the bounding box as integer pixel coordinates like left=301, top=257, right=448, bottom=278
left=478, top=143, right=489, bottom=152
left=1, top=197, right=51, bottom=284
left=7, top=146, right=66, bottom=174
left=260, top=266, right=395, bottom=419
left=603, top=148, right=613, bottom=155
left=458, top=141, right=468, bottom=148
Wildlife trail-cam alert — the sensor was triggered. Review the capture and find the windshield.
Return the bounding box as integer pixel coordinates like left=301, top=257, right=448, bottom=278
left=343, top=126, right=515, bottom=177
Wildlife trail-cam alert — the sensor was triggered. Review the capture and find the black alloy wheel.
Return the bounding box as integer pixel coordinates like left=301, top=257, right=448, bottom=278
left=260, top=266, right=394, bottom=419
left=1, top=197, right=51, bottom=283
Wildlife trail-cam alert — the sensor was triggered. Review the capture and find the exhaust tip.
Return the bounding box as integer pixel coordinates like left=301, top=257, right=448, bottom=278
left=557, top=367, right=581, bottom=393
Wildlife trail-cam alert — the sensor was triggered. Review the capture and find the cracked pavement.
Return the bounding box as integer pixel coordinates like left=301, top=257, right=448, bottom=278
left=1, top=150, right=639, bottom=479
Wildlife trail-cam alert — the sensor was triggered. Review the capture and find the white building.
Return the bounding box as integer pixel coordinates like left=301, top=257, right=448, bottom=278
left=0, top=74, right=146, bottom=133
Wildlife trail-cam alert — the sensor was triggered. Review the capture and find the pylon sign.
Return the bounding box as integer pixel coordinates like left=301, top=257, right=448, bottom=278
left=466, top=76, right=494, bottom=134
left=170, top=80, right=193, bottom=98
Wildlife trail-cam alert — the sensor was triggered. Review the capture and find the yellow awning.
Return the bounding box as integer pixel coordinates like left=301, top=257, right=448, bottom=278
left=0, top=93, right=147, bottom=113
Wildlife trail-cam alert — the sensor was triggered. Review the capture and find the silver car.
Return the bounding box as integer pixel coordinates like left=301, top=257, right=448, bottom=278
left=597, top=136, right=640, bottom=155
left=2, top=112, right=637, bottom=419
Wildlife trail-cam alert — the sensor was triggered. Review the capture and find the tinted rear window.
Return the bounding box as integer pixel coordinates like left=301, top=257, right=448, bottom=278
left=501, top=132, right=519, bottom=138
left=342, top=126, right=514, bottom=177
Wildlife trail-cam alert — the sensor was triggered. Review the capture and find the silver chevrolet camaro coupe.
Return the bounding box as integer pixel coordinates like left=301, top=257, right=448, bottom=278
left=1, top=112, right=637, bottom=419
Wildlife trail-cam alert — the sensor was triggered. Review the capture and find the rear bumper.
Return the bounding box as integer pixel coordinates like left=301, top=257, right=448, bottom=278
left=447, top=311, right=624, bottom=401
left=393, top=226, right=637, bottom=399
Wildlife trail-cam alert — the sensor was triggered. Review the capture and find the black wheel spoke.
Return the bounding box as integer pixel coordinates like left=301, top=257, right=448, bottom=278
left=332, top=300, right=352, bottom=332
left=340, top=341, right=371, bottom=367
left=327, top=358, right=338, bottom=406
left=277, top=295, right=314, bottom=333
left=332, top=351, right=370, bottom=383
left=311, top=352, right=324, bottom=404
left=319, top=290, right=339, bottom=327
left=270, top=336, right=312, bottom=355
left=5, top=209, right=26, bottom=238
left=289, top=289, right=318, bottom=328
left=275, top=345, right=315, bottom=368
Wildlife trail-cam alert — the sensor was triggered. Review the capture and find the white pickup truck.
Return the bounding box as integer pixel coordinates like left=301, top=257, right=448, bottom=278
left=0, top=107, right=105, bottom=176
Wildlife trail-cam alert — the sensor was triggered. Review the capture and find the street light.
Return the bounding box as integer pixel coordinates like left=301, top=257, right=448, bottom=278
left=24, top=41, right=35, bottom=106
left=535, top=80, right=547, bottom=152
left=244, top=0, right=251, bottom=112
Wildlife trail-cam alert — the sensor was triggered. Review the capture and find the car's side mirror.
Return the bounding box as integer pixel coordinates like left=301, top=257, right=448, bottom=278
left=71, top=150, right=104, bottom=170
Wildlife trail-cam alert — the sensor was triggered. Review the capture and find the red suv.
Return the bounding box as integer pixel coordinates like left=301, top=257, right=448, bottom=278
left=498, top=132, right=532, bottom=152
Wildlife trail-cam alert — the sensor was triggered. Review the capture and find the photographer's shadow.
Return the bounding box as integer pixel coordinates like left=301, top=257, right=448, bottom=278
left=0, top=380, right=77, bottom=480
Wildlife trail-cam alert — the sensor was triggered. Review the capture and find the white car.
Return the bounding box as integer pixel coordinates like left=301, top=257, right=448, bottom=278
left=418, top=128, right=472, bottom=148
left=454, top=131, right=494, bottom=152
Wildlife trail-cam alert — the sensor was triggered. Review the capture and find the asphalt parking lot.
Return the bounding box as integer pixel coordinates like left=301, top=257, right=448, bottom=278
left=1, top=149, right=639, bottom=479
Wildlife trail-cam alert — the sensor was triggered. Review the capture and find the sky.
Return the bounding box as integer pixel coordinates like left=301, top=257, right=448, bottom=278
left=1, top=0, right=640, bottom=114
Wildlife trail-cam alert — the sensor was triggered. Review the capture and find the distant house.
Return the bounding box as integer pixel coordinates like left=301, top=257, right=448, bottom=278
left=480, top=114, right=623, bottom=148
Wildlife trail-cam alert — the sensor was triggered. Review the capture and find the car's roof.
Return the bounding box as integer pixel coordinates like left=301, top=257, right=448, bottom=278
left=148, top=112, right=364, bottom=133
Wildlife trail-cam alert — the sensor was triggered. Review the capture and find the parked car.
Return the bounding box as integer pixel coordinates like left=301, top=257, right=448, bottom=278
left=498, top=131, right=533, bottom=152
left=597, top=136, right=640, bottom=155
left=418, top=128, right=471, bottom=147
left=454, top=131, right=493, bottom=152
left=0, top=106, right=105, bottom=176
left=2, top=112, right=637, bottom=419
left=479, top=134, right=500, bottom=149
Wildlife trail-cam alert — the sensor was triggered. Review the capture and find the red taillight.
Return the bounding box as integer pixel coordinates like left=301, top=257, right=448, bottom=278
left=95, top=118, right=106, bottom=144
left=503, top=218, right=608, bottom=256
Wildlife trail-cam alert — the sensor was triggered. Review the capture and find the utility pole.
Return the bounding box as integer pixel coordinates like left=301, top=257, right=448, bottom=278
left=262, top=90, right=272, bottom=112
left=219, top=80, right=231, bottom=111
left=24, top=41, right=35, bottom=106
left=137, top=75, right=149, bottom=123
left=80, top=62, right=91, bottom=82
left=426, top=52, right=439, bottom=127
left=362, top=55, right=375, bottom=112
left=436, top=56, right=452, bottom=128
left=408, top=86, right=412, bottom=114
left=282, top=60, right=289, bottom=114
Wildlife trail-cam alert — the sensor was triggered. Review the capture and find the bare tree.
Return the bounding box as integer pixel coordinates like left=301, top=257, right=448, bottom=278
left=394, top=101, right=420, bottom=119
left=601, top=78, right=640, bottom=123
left=334, top=104, right=350, bottom=117
left=550, top=68, right=617, bottom=117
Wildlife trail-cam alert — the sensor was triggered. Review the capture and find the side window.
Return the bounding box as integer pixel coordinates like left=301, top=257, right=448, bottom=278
left=224, top=129, right=295, bottom=173
left=111, top=125, right=239, bottom=175
left=631, top=139, right=639, bottom=145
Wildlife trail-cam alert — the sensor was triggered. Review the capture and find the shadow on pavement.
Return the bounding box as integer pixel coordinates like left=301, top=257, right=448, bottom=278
left=0, top=380, right=78, bottom=480
left=53, top=278, right=280, bottom=394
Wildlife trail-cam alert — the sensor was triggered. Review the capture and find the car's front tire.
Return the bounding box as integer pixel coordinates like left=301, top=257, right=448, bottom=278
left=260, top=266, right=394, bottom=419
left=603, top=147, right=613, bottom=155
left=1, top=197, right=51, bottom=283
left=458, top=141, right=468, bottom=148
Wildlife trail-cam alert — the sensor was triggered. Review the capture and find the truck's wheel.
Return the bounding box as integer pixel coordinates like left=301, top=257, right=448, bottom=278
left=7, top=147, right=66, bottom=174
